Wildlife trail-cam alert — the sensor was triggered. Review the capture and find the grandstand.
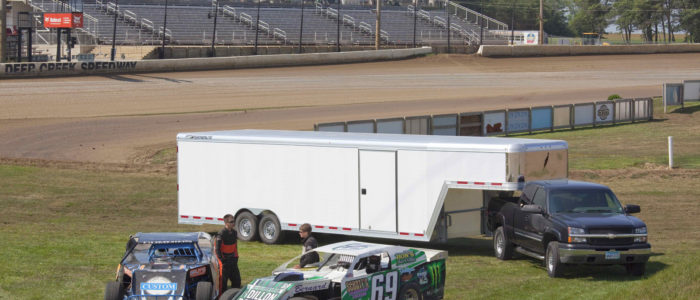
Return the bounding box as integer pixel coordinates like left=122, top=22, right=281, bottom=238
left=25, top=0, right=509, bottom=54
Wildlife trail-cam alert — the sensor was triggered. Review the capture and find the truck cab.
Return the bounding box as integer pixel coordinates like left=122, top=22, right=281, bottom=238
left=488, top=180, right=651, bottom=277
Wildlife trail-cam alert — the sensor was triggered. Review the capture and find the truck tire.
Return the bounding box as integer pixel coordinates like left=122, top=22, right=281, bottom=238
left=259, top=213, right=284, bottom=244
left=626, top=263, right=646, bottom=276
left=493, top=227, right=514, bottom=260
left=545, top=241, right=564, bottom=278
left=398, top=283, right=422, bottom=300
left=195, top=281, right=212, bottom=300
left=104, top=281, right=124, bottom=300
left=220, top=288, right=241, bottom=300
left=236, top=211, right=259, bottom=241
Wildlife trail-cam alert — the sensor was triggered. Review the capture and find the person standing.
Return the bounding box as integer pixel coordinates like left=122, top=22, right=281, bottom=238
left=294, top=223, right=319, bottom=268
left=217, top=214, right=241, bottom=292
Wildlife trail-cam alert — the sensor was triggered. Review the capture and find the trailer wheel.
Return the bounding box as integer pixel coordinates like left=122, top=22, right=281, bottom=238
left=259, top=214, right=284, bottom=244
left=236, top=212, right=259, bottom=241
left=493, top=227, right=514, bottom=260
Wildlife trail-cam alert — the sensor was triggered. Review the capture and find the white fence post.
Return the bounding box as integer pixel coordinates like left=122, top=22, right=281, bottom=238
left=668, top=136, right=674, bottom=169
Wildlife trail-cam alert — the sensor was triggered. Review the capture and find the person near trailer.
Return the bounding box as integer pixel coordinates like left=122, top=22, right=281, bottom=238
left=294, top=223, right=319, bottom=269
left=216, top=214, right=241, bottom=292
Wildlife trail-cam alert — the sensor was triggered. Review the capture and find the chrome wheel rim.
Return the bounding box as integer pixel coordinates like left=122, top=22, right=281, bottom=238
left=495, top=232, right=504, bottom=257
left=239, top=218, right=252, bottom=237
left=547, top=249, right=555, bottom=273
left=263, top=221, right=276, bottom=240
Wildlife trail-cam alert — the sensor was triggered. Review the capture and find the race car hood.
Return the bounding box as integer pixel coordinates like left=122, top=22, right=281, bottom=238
left=132, top=269, right=186, bottom=297
left=236, top=275, right=332, bottom=300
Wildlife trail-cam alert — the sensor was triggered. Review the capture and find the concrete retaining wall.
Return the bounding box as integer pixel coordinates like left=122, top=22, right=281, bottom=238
left=478, top=44, right=700, bottom=57
left=1, top=47, right=432, bottom=78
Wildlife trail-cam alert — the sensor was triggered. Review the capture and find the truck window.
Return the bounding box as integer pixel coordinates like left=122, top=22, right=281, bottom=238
left=532, top=188, right=546, bottom=208
left=548, top=189, right=623, bottom=214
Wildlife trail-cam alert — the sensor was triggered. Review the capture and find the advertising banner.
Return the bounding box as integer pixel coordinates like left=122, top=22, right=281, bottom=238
left=531, top=107, right=552, bottom=131
left=431, top=114, right=458, bottom=136
left=43, top=12, right=84, bottom=28
left=376, top=118, right=404, bottom=134
left=553, top=105, right=571, bottom=129
left=682, top=80, right=700, bottom=102
left=406, top=116, right=430, bottom=135
left=483, top=111, right=505, bottom=136
left=634, top=98, right=652, bottom=121
left=573, top=103, right=594, bottom=126
left=459, top=113, right=482, bottom=136
left=664, top=83, right=683, bottom=106
left=506, top=109, right=530, bottom=133
left=615, top=99, right=633, bottom=122
left=347, top=120, right=375, bottom=133
left=595, top=101, right=614, bottom=124
left=316, top=123, right=346, bottom=132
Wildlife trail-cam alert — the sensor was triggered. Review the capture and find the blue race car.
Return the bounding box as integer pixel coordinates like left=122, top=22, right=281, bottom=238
left=105, top=232, right=220, bottom=300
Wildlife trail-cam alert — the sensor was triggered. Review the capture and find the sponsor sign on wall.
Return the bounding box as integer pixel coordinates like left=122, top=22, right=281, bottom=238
left=573, top=103, right=594, bottom=126
left=531, top=107, right=552, bottom=131
left=431, top=114, right=458, bottom=136
left=347, top=121, right=374, bottom=133
left=483, top=111, right=505, bottom=136
left=615, top=99, right=633, bottom=122
left=43, top=12, right=83, bottom=28
left=405, top=116, right=430, bottom=135
left=507, top=109, right=529, bottom=133
left=553, top=105, right=571, bottom=129
left=682, top=80, right=700, bottom=102
left=595, top=102, right=614, bottom=124
left=664, top=83, right=683, bottom=106
left=376, top=118, right=404, bottom=134
left=634, top=98, right=652, bottom=120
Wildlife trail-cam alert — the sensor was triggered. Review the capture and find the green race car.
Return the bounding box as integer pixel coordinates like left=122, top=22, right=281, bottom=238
left=222, top=241, right=447, bottom=300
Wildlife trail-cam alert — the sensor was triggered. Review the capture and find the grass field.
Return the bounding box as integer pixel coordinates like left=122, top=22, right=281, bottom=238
left=1, top=100, right=699, bottom=299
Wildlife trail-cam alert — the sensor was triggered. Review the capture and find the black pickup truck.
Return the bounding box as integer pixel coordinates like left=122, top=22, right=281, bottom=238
left=487, top=180, right=651, bottom=277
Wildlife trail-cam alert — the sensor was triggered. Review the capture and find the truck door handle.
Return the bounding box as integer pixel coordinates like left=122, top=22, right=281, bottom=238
left=361, top=188, right=366, bottom=195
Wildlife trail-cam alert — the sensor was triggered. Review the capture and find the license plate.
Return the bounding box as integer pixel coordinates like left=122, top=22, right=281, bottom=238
left=605, top=251, right=620, bottom=260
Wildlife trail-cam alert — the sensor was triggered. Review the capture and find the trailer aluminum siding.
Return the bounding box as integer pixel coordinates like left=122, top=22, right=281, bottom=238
left=177, top=130, right=568, bottom=242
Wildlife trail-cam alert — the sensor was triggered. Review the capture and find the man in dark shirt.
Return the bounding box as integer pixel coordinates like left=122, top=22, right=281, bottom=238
left=216, top=214, right=241, bottom=292
left=294, top=223, right=319, bottom=268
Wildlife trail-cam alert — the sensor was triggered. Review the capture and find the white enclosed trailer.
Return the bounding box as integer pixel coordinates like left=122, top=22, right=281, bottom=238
left=177, top=130, right=568, bottom=244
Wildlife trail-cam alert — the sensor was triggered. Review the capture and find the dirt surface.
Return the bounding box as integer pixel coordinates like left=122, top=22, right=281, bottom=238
left=1, top=53, right=699, bottom=164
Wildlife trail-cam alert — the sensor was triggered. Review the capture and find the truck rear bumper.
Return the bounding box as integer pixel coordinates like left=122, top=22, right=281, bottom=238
left=559, top=247, right=651, bottom=264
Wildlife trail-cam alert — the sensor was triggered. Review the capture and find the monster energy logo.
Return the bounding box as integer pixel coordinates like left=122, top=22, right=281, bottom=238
left=427, top=261, right=445, bottom=289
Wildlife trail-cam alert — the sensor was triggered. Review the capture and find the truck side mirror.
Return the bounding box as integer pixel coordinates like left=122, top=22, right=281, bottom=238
left=522, top=204, right=544, bottom=214
left=625, top=204, right=641, bottom=214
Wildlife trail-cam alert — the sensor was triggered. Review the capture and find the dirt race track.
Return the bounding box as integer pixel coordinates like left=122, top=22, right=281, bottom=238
left=1, top=53, right=699, bottom=165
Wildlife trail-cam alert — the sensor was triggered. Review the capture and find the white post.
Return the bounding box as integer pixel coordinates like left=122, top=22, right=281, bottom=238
left=668, top=136, right=674, bottom=169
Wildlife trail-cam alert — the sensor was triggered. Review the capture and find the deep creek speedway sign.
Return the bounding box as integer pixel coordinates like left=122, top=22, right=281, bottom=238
left=3, top=61, right=138, bottom=76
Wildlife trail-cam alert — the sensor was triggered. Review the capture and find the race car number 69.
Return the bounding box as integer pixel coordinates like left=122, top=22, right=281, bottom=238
left=370, top=271, right=398, bottom=300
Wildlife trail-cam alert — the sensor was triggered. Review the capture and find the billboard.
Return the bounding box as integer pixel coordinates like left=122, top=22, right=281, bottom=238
left=483, top=110, right=505, bottom=136
left=506, top=109, right=530, bottom=133
left=531, top=106, right=552, bottom=131
left=595, top=101, right=614, bottom=124
left=44, top=12, right=84, bottom=28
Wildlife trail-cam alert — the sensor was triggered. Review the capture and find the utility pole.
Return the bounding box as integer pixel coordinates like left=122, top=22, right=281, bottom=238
left=538, top=0, right=543, bottom=45
left=160, top=0, right=169, bottom=59
left=510, top=0, right=515, bottom=45
left=298, top=0, right=304, bottom=53
left=479, top=0, right=483, bottom=45
left=110, top=0, right=118, bottom=61
left=374, top=0, right=380, bottom=50
left=210, top=0, right=218, bottom=57
left=336, top=0, right=340, bottom=52
left=412, top=0, right=416, bottom=47
left=1, top=0, right=7, bottom=62
left=446, top=0, right=450, bottom=53
left=254, top=0, right=260, bottom=55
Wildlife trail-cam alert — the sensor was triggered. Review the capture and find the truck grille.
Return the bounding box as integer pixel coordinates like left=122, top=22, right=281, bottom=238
left=588, top=228, right=634, bottom=246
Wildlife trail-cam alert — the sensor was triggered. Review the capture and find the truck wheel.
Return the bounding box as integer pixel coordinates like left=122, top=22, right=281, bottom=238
left=236, top=211, right=259, bottom=241
left=220, top=288, right=241, bottom=300
left=195, top=281, right=212, bottom=300
left=398, top=283, right=422, bottom=300
left=545, top=241, right=564, bottom=278
left=104, top=281, right=124, bottom=300
left=259, top=213, right=285, bottom=244
left=493, top=227, right=514, bottom=260
left=626, top=263, right=646, bottom=276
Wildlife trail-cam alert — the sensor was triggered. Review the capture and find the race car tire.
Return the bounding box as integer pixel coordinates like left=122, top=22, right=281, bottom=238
left=259, top=213, right=285, bottom=244
left=398, top=283, right=422, bottom=300
left=219, top=288, right=241, bottom=300
left=104, top=281, right=124, bottom=300
left=236, top=211, right=259, bottom=241
left=196, top=281, right=213, bottom=300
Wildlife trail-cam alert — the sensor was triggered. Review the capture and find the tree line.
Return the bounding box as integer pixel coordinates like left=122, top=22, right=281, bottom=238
left=455, top=0, right=700, bottom=43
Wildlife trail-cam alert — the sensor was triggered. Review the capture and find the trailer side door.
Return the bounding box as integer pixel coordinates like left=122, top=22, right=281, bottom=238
left=359, top=150, right=397, bottom=233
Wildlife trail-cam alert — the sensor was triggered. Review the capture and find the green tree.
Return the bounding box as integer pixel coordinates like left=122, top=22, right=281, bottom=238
left=568, top=0, right=611, bottom=36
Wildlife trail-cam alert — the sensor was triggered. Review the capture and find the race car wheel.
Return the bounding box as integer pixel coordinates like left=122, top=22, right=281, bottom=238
left=493, top=227, right=514, bottom=260
left=398, top=283, right=422, bottom=300
left=195, top=281, right=213, bottom=300
left=259, top=213, right=284, bottom=244
left=220, top=288, right=241, bottom=300
left=104, top=281, right=124, bottom=300
left=236, top=211, right=259, bottom=241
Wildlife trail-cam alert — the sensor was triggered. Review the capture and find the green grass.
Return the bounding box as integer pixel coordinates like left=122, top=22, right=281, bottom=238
left=1, top=99, right=700, bottom=299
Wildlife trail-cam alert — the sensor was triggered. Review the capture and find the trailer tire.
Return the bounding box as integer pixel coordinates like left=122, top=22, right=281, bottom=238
left=259, top=213, right=284, bottom=244
left=493, top=227, right=513, bottom=260
left=236, top=212, right=259, bottom=241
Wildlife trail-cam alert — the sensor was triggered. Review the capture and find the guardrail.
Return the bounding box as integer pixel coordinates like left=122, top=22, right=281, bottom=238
left=240, top=12, right=253, bottom=27
left=315, top=98, right=654, bottom=136
left=223, top=5, right=237, bottom=20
